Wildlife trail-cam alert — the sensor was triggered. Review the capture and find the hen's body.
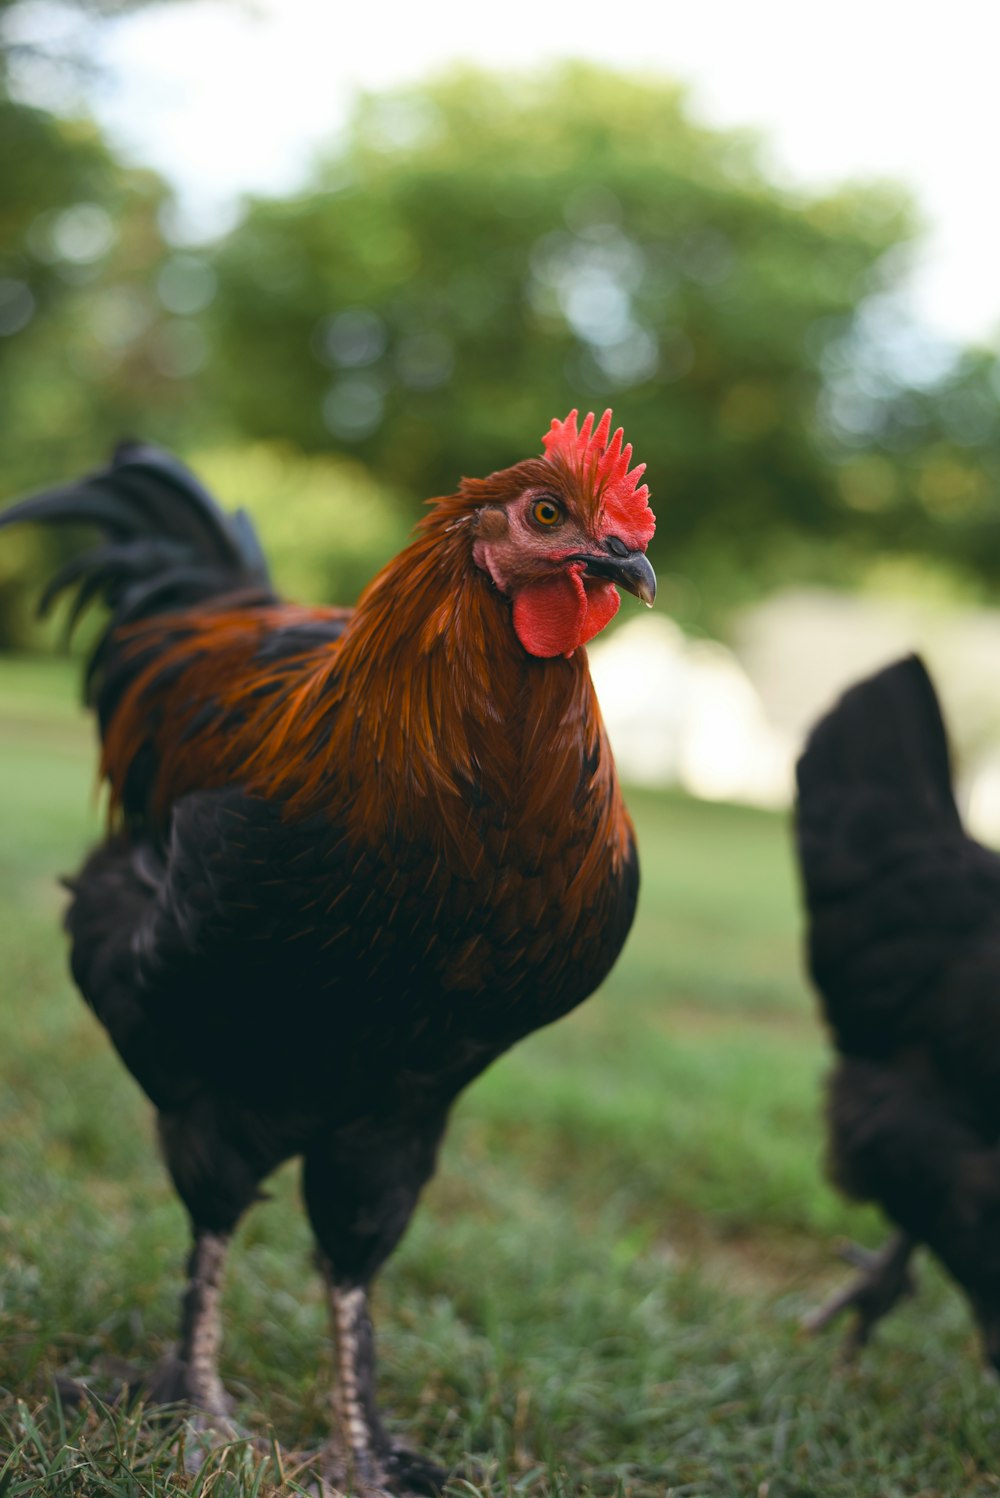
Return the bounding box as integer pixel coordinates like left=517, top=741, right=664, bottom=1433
left=2, top=417, right=653, bottom=1491
left=795, top=655, right=1000, bottom=1366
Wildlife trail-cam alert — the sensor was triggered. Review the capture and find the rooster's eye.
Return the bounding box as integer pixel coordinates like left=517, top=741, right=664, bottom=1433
left=532, top=497, right=563, bottom=527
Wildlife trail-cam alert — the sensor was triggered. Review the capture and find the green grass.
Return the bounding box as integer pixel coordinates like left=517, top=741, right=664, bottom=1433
left=1, top=654, right=998, bottom=1496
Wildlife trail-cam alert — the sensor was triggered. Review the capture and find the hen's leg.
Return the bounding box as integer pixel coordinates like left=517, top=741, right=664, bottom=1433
left=303, top=1120, right=449, bottom=1496
left=803, top=1231, right=917, bottom=1351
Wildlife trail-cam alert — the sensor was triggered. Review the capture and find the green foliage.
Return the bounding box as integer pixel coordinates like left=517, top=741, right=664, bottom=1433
left=190, top=442, right=411, bottom=607
left=828, top=341, right=1000, bottom=574
left=3, top=658, right=1000, bottom=1496
left=0, top=174, right=200, bottom=498
left=3, top=49, right=1000, bottom=648
left=0, top=100, right=158, bottom=482
left=203, top=65, right=919, bottom=590
left=0, top=0, right=224, bottom=524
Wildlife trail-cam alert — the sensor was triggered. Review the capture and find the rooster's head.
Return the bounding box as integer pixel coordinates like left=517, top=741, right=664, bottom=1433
left=467, top=408, right=656, bottom=659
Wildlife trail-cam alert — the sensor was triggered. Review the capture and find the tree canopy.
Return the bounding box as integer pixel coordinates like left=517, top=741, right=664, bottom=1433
left=203, top=68, right=928, bottom=590
left=0, top=0, right=205, bottom=497
left=1, top=51, right=1000, bottom=643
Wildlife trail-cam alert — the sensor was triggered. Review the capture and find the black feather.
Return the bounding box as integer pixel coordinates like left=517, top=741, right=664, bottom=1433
left=797, top=653, right=962, bottom=857
left=795, top=653, right=1000, bottom=1366
left=0, top=443, right=276, bottom=717
left=795, top=654, right=999, bottom=1056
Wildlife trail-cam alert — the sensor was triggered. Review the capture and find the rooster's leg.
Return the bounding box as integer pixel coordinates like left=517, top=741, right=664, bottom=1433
left=146, top=1229, right=235, bottom=1425
left=803, top=1230, right=917, bottom=1351
left=303, top=1123, right=450, bottom=1495
left=154, top=1103, right=282, bottom=1429
left=178, top=1230, right=233, bottom=1417
left=324, top=1269, right=389, bottom=1479
left=321, top=1268, right=447, bottom=1497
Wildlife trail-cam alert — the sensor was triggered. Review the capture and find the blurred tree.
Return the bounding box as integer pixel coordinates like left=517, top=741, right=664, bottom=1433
left=0, top=0, right=211, bottom=499
left=3, top=50, right=1000, bottom=648
left=0, top=0, right=207, bottom=641
left=191, top=441, right=408, bottom=605
left=816, top=298, right=1000, bottom=580
left=203, top=64, right=926, bottom=605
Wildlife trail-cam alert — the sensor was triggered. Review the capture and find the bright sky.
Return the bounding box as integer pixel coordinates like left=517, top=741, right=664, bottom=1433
left=84, top=0, right=1000, bottom=348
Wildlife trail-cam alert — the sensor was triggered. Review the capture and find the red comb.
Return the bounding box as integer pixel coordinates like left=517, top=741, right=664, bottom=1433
left=542, top=409, right=655, bottom=548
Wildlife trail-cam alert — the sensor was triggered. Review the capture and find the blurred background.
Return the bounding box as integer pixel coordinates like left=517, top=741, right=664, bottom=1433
left=2, top=0, right=1000, bottom=821
left=6, top=6, right=1000, bottom=1491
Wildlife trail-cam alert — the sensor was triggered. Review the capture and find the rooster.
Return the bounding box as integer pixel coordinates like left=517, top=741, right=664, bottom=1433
left=795, top=655, right=1000, bottom=1370
left=0, top=410, right=655, bottom=1493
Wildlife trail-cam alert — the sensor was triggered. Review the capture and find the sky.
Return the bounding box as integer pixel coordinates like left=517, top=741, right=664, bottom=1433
left=60, top=0, right=1000, bottom=348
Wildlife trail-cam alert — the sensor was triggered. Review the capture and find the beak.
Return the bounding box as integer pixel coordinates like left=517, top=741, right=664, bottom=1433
left=567, top=549, right=657, bottom=607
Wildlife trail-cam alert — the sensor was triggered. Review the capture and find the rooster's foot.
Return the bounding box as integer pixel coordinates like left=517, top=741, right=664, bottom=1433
left=320, top=1441, right=452, bottom=1498
left=146, top=1351, right=235, bottom=1417
left=380, top=1444, right=453, bottom=1496
left=50, top=1355, right=235, bottom=1429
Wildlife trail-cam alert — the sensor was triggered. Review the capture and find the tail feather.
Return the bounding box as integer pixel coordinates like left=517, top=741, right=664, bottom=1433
left=797, top=654, right=961, bottom=849
left=1, top=443, right=271, bottom=607
left=796, top=654, right=967, bottom=918
left=0, top=443, right=275, bottom=720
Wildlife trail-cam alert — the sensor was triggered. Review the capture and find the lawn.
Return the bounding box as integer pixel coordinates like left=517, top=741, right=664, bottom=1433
left=0, top=655, right=997, bottom=1497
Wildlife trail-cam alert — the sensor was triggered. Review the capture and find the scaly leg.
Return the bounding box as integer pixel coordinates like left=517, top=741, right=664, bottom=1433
left=803, top=1231, right=917, bottom=1352
left=324, top=1269, right=388, bottom=1481
left=180, top=1231, right=232, bottom=1416
left=302, top=1122, right=450, bottom=1495
left=147, top=1230, right=235, bottom=1428
left=321, top=1266, right=447, bottom=1497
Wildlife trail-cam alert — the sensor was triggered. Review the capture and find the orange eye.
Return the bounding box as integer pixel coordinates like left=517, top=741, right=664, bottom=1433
left=532, top=497, right=563, bottom=527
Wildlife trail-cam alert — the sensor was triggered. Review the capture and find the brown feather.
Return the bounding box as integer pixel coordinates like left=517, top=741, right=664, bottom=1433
left=102, top=487, right=633, bottom=910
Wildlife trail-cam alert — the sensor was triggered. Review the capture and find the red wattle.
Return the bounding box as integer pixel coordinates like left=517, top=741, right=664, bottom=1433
left=579, top=577, right=621, bottom=643
left=513, top=570, right=620, bottom=658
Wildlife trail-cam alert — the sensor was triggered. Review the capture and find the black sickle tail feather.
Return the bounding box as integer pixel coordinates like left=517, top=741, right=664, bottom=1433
left=794, top=654, right=1000, bottom=1055
left=0, top=442, right=276, bottom=730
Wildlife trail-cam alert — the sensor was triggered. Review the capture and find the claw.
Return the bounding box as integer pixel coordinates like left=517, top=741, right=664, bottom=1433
left=320, top=1442, right=452, bottom=1498
left=803, top=1232, right=917, bottom=1351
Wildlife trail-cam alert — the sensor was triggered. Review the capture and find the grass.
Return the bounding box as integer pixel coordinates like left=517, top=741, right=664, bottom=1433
left=1, top=654, right=998, bottom=1496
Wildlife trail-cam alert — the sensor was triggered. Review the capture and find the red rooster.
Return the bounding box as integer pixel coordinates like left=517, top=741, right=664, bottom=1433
left=1, top=411, right=655, bottom=1493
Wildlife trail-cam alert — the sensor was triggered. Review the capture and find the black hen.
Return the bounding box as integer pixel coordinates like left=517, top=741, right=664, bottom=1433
left=795, top=653, right=1000, bottom=1367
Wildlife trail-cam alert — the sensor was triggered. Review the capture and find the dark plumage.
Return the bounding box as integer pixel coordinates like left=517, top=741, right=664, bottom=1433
left=795, top=654, right=1000, bottom=1366
left=0, top=415, right=655, bottom=1492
